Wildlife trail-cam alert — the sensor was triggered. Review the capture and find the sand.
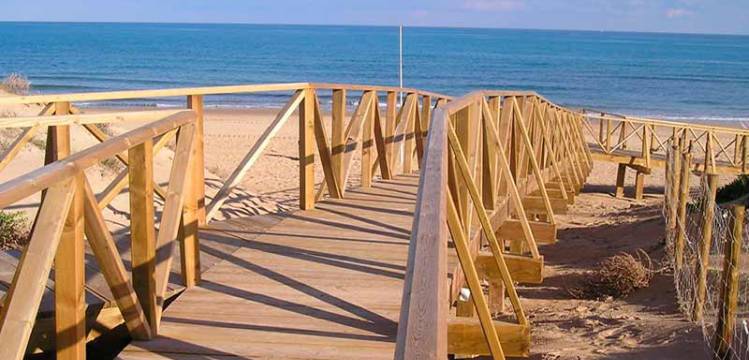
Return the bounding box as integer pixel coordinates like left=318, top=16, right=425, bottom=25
left=0, top=96, right=736, bottom=358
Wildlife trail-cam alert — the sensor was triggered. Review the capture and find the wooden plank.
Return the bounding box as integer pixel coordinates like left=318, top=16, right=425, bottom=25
left=497, top=219, right=556, bottom=245
left=447, top=317, right=529, bottom=357
left=522, top=196, right=568, bottom=214
left=0, top=179, right=75, bottom=360
left=129, top=139, right=158, bottom=335
left=396, top=109, right=448, bottom=359
left=476, top=252, right=543, bottom=284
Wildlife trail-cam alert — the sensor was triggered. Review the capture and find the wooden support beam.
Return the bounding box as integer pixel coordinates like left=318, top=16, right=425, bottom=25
left=299, top=88, right=316, bottom=210
left=186, top=95, right=206, bottom=225
left=634, top=170, right=645, bottom=200
left=522, top=195, right=567, bottom=214
left=331, top=89, right=346, bottom=186
left=447, top=317, right=530, bottom=358
left=497, top=219, right=557, bottom=245
left=0, top=179, right=75, bottom=360
left=615, top=163, right=626, bottom=198
left=476, top=252, right=544, bottom=284
left=82, top=178, right=152, bottom=340
left=128, top=139, right=158, bottom=335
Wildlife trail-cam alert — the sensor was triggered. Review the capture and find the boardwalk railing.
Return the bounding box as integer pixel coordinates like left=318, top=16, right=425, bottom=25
left=0, top=83, right=452, bottom=358
left=582, top=111, right=749, bottom=199
left=0, top=110, right=198, bottom=360
left=396, top=91, right=591, bottom=359
left=0, top=83, right=450, bottom=222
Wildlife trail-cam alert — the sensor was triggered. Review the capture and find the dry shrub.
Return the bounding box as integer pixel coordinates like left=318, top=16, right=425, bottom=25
left=0, top=211, right=30, bottom=250
left=1, top=73, right=31, bottom=95
left=571, top=250, right=653, bottom=300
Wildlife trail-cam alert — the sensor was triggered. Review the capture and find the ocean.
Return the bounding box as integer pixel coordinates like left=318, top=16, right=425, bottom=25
left=0, top=22, right=748, bottom=120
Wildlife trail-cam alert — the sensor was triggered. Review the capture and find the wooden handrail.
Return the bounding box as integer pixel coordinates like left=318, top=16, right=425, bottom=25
left=0, top=111, right=195, bottom=207
left=396, top=90, right=591, bottom=359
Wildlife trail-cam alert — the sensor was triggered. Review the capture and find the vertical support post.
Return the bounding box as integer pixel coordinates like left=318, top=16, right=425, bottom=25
left=634, top=170, right=645, bottom=200
left=331, top=89, right=346, bottom=187
left=52, top=101, right=87, bottom=360
left=361, top=92, right=375, bottom=187
left=615, top=164, right=626, bottom=198
left=186, top=95, right=206, bottom=225
left=675, top=152, right=691, bottom=270
left=299, top=87, right=316, bottom=209
left=694, top=174, right=718, bottom=321
left=385, top=91, right=397, bottom=169
left=733, top=134, right=741, bottom=165
left=129, top=139, right=158, bottom=335
left=403, top=94, right=415, bottom=174
left=180, top=126, right=201, bottom=288
left=605, top=117, right=611, bottom=151
left=488, top=280, right=505, bottom=315
left=668, top=139, right=683, bottom=229
left=714, top=204, right=744, bottom=359
left=598, top=114, right=605, bottom=144
left=742, top=135, right=748, bottom=173
left=619, top=121, right=628, bottom=149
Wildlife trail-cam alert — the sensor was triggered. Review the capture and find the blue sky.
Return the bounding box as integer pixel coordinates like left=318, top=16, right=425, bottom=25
left=1, top=0, right=747, bottom=35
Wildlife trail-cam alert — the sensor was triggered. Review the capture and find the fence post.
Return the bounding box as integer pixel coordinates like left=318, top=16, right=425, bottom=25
left=675, top=151, right=691, bottom=270
left=129, top=138, right=159, bottom=335
left=742, top=135, right=748, bottom=173
left=51, top=102, right=87, bottom=360
left=186, top=95, right=206, bottom=225
left=331, top=89, right=346, bottom=185
left=694, top=174, right=718, bottom=321
left=299, top=87, right=316, bottom=209
left=668, top=139, right=683, bottom=230
left=714, top=204, right=744, bottom=359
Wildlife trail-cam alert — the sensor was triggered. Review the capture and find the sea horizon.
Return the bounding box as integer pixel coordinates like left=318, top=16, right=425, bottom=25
left=1, top=21, right=748, bottom=121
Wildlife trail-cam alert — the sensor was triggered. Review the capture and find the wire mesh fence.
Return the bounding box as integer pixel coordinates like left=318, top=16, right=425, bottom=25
left=664, top=143, right=749, bottom=359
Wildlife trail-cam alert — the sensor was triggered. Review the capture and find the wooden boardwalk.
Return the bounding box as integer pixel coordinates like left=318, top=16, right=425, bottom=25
left=119, top=176, right=419, bottom=359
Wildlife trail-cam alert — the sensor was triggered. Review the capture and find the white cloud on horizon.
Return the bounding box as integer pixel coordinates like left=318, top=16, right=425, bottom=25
left=665, top=7, right=693, bottom=18
left=463, top=0, right=526, bottom=12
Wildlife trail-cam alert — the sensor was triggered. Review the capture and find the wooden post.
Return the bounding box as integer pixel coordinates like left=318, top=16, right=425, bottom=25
left=129, top=139, right=158, bottom=335
left=605, top=119, right=611, bottom=151
left=51, top=102, right=87, bottom=360
left=694, top=174, right=718, bottom=321
left=299, top=88, right=315, bottom=209
left=180, top=125, right=201, bottom=288
left=675, top=152, right=691, bottom=270
left=187, top=95, right=206, bottom=225
left=619, top=121, right=628, bottom=149
left=714, top=204, right=744, bottom=359
left=615, top=164, right=626, bottom=198
left=742, top=135, right=748, bottom=173
left=361, top=92, right=375, bottom=187
left=634, top=170, right=645, bottom=200
left=598, top=114, right=604, bottom=144
left=403, top=93, right=416, bottom=174
left=331, top=89, right=346, bottom=186
left=668, top=139, right=683, bottom=229
left=385, top=91, right=397, bottom=171
left=488, top=280, right=505, bottom=315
